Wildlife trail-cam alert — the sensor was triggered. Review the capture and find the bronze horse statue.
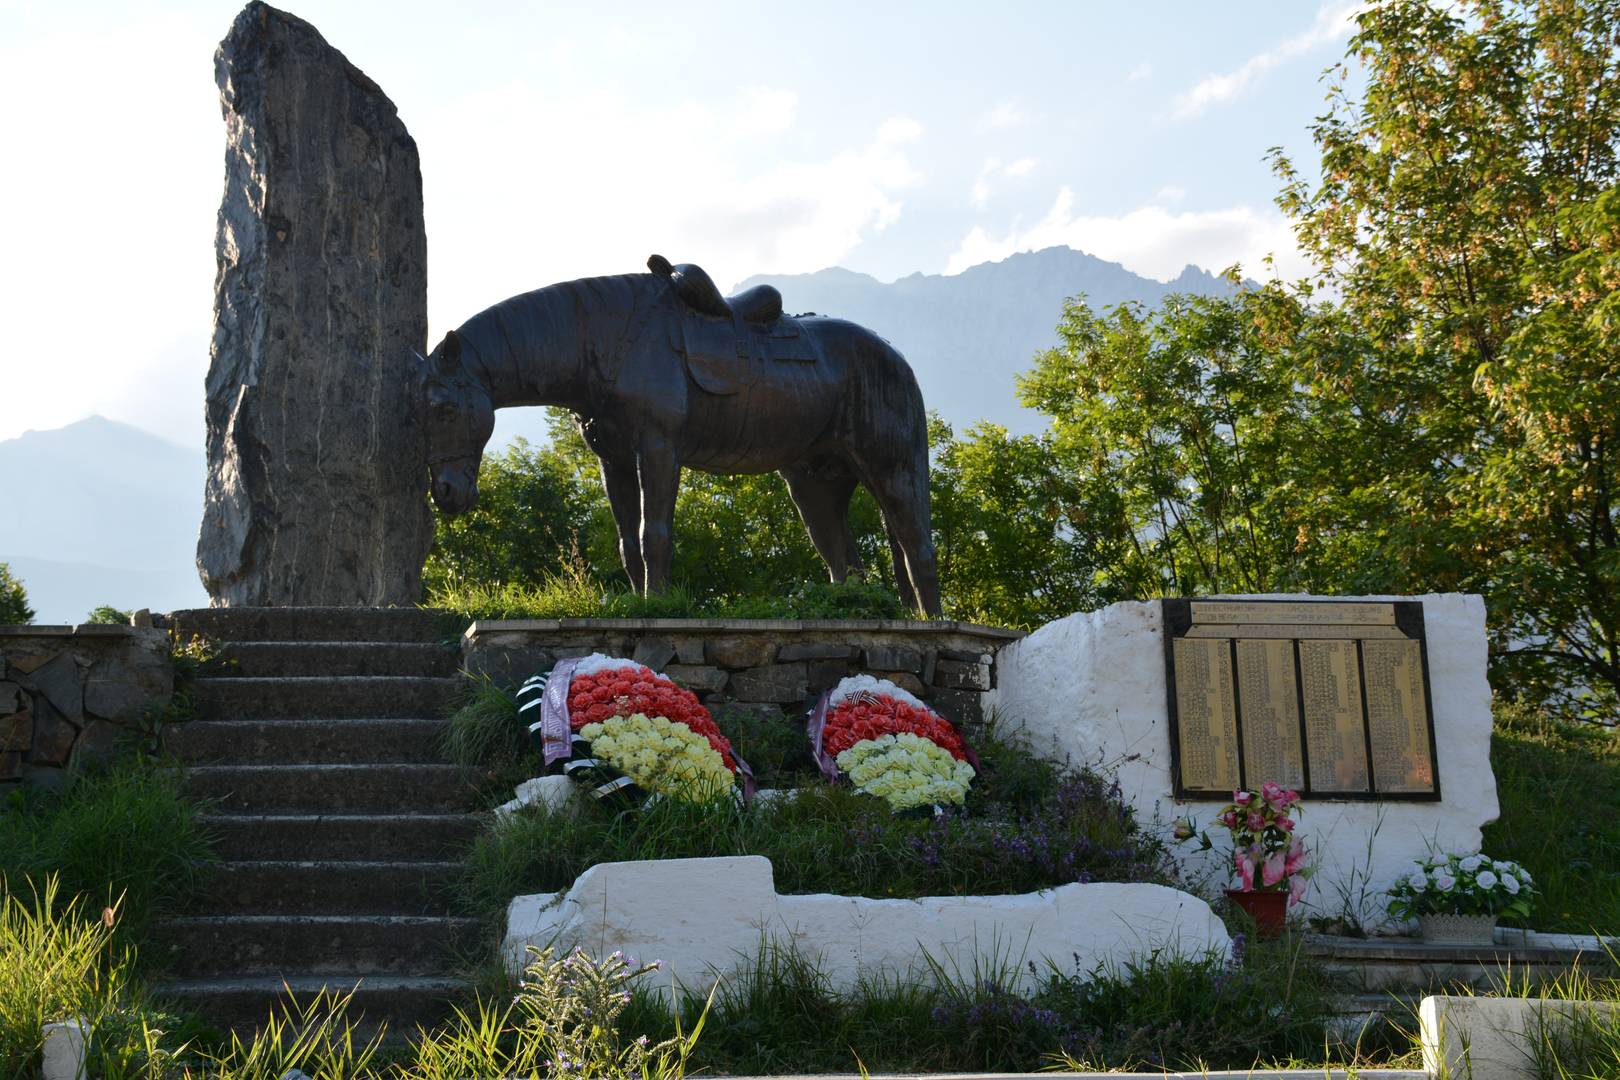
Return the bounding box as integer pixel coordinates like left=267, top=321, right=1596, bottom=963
left=420, top=255, right=940, bottom=615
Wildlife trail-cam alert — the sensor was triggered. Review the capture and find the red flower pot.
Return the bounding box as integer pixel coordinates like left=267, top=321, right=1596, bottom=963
left=1226, top=888, right=1288, bottom=938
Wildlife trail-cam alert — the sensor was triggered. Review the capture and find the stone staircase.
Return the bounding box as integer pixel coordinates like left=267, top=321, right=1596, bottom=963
left=158, top=608, right=480, bottom=1036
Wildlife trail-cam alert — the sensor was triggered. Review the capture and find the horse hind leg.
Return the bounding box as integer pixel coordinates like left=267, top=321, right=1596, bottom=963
left=884, top=525, right=918, bottom=613
left=782, top=466, right=863, bottom=582
left=854, top=459, right=940, bottom=617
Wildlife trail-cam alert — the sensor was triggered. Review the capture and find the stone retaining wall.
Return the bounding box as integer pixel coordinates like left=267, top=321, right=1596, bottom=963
left=0, top=625, right=174, bottom=788
left=462, top=618, right=1023, bottom=728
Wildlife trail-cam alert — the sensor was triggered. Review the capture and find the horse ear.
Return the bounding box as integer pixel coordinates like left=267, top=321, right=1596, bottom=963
left=438, top=330, right=461, bottom=373
left=648, top=254, right=673, bottom=278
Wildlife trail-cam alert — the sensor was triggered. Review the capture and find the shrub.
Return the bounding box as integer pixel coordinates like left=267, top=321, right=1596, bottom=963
left=0, top=563, right=32, bottom=625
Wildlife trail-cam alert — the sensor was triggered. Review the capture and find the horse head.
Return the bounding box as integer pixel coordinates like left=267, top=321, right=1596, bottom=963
left=418, top=329, right=493, bottom=515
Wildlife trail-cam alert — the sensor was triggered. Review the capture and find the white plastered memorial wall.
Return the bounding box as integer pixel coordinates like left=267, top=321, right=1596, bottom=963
left=984, top=594, right=1498, bottom=927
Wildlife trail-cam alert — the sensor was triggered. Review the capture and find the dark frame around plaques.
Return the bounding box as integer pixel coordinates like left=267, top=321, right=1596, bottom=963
left=1162, top=598, right=1442, bottom=802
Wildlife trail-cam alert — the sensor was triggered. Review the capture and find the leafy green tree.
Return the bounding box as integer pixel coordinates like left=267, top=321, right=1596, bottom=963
left=1271, top=0, right=1620, bottom=711
left=0, top=563, right=32, bottom=625
left=929, top=417, right=1095, bottom=628
left=423, top=429, right=600, bottom=598
left=85, top=606, right=132, bottom=626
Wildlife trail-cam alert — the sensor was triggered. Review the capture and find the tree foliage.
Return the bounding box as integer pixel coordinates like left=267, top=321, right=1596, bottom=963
left=1271, top=0, right=1620, bottom=712
left=0, top=563, right=32, bottom=625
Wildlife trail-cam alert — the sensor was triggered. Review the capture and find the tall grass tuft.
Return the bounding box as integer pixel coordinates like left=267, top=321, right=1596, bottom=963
left=440, top=676, right=531, bottom=801
left=0, top=875, right=174, bottom=1080
left=0, top=759, right=215, bottom=953
left=186, top=986, right=383, bottom=1080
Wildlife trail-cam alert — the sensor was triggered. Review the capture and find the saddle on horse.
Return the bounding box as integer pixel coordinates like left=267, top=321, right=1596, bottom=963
left=648, top=253, right=783, bottom=324
left=647, top=253, right=819, bottom=395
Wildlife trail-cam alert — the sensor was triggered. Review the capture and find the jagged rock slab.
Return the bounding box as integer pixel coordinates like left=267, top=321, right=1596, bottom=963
left=503, top=855, right=1229, bottom=996
left=199, top=2, right=432, bottom=606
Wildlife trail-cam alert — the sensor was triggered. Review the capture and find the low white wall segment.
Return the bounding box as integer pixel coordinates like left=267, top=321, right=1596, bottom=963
left=984, top=595, right=1498, bottom=926
left=1420, top=995, right=1620, bottom=1080
left=503, top=855, right=1230, bottom=996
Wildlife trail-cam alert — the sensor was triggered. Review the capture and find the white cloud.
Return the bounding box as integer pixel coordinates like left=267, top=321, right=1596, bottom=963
left=734, top=86, right=797, bottom=136
left=419, top=86, right=924, bottom=328
left=1172, top=1, right=1362, bottom=119
left=969, top=156, right=1040, bottom=209
left=946, top=187, right=1308, bottom=282
left=1127, top=61, right=1153, bottom=82
left=1155, top=184, right=1189, bottom=204
left=982, top=100, right=1029, bottom=130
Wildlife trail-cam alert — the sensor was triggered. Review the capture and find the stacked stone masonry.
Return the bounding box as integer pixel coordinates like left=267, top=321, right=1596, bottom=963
left=0, top=625, right=175, bottom=788
left=462, top=619, right=1021, bottom=729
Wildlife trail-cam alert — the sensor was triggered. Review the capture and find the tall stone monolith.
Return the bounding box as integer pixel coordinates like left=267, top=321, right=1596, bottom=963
left=198, top=2, right=433, bottom=606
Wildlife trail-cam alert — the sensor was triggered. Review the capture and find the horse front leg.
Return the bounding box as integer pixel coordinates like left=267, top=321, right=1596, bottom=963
left=597, top=455, right=646, bottom=593
left=636, top=440, right=680, bottom=596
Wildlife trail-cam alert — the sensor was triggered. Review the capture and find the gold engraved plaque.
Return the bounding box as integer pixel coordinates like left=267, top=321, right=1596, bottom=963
left=1172, top=637, right=1240, bottom=793
left=1298, top=640, right=1370, bottom=792
left=1191, top=601, right=1397, bottom=627
left=1164, top=598, right=1439, bottom=800
left=1236, top=639, right=1305, bottom=789
left=1362, top=639, right=1435, bottom=793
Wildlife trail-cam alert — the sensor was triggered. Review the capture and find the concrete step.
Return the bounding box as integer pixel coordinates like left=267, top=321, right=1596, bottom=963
left=167, top=717, right=450, bottom=766
left=216, top=641, right=460, bottom=679
left=156, top=914, right=480, bottom=978
left=184, top=764, right=477, bottom=814
left=165, top=607, right=456, bottom=644
left=202, top=861, right=463, bottom=916
left=200, top=813, right=483, bottom=861
left=159, top=973, right=472, bottom=1037
left=192, top=676, right=462, bottom=720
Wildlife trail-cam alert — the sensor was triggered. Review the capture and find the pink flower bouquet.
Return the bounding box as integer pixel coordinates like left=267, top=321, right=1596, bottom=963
left=1179, top=781, right=1311, bottom=905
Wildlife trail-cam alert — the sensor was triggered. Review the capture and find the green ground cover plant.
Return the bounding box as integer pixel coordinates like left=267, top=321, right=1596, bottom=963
left=1483, top=701, right=1620, bottom=934
left=612, top=931, right=1374, bottom=1075
left=428, top=567, right=907, bottom=624
left=452, top=688, right=1170, bottom=938
left=0, top=759, right=215, bottom=955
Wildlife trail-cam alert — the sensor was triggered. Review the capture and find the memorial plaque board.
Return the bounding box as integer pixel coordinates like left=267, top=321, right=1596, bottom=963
left=1163, top=599, right=1439, bottom=800
left=1171, top=638, right=1241, bottom=792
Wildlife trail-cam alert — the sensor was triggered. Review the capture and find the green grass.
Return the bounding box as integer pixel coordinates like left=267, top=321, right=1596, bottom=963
left=1484, top=701, right=1620, bottom=934
left=426, top=569, right=908, bottom=623
left=0, top=758, right=216, bottom=956
left=612, top=931, right=1371, bottom=1075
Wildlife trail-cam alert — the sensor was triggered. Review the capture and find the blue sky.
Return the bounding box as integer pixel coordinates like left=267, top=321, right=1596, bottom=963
left=0, top=1, right=1360, bottom=447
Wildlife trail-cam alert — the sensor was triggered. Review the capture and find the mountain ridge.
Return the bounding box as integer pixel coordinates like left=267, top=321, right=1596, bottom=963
left=737, top=246, right=1238, bottom=435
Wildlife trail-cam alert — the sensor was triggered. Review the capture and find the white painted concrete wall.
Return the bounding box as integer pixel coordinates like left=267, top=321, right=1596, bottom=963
left=503, top=855, right=1230, bottom=997
left=984, top=595, right=1498, bottom=927
left=1421, top=995, right=1620, bottom=1080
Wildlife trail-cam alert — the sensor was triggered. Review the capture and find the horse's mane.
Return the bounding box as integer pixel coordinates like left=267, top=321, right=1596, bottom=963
left=452, top=272, right=660, bottom=376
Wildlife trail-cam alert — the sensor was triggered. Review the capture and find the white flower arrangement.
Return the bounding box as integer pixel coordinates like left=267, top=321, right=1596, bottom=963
left=827, top=674, right=927, bottom=712
left=575, top=653, right=667, bottom=679
left=834, top=731, right=975, bottom=812
left=1387, top=850, right=1535, bottom=919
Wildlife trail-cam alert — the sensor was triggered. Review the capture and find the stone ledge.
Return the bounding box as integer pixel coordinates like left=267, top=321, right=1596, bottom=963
left=1305, top=932, right=1618, bottom=965
left=465, top=617, right=1024, bottom=640
left=0, top=624, right=144, bottom=638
